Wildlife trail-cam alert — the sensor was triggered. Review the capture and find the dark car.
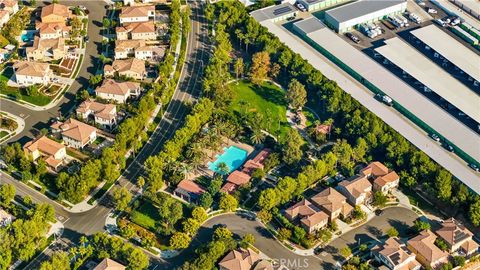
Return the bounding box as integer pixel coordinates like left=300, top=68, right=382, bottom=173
left=469, top=163, right=479, bottom=172
left=346, top=32, right=360, bottom=43
left=314, top=247, right=323, bottom=255
left=375, top=209, right=383, bottom=216
left=443, top=143, right=454, bottom=152
left=84, top=36, right=89, bottom=43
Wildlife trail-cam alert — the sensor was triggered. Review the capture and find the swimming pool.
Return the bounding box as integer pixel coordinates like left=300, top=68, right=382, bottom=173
left=208, top=146, right=248, bottom=174
left=20, top=31, right=35, bottom=42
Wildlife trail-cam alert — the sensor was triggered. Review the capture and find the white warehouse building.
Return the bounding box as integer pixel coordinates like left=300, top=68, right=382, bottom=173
left=324, top=0, right=407, bottom=33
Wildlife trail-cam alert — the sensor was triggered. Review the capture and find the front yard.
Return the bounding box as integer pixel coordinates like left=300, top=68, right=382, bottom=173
left=0, top=67, right=54, bottom=106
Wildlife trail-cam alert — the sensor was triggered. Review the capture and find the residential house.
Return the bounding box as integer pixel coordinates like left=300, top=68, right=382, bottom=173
left=135, top=45, right=165, bottom=62
left=372, top=237, right=421, bottom=270
left=0, top=209, right=14, bottom=227
left=0, top=10, right=9, bottom=28
left=285, top=199, right=329, bottom=233
left=76, top=99, right=117, bottom=129
left=361, top=161, right=399, bottom=194
left=36, top=22, right=71, bottom=39
left=336, top=176, right=372, bottom=206
left=300, top=211, right=329, bottom=234
left=0, top=0, right=19, bottom=15
left=104, top=58, right=146, bottom=80
left=218, top=248, right=260, bottom=270
left=41, top=3, right=71, bottom=23
left=13, top=61, right=52, bottom=86
left=220, top=170, right=251, bottom=194
left=114, top=39, right=145, bottom=59
left=407, top=230, right=449, bottom=269
left=435, top=218, right=479, bottom=256
left=116, top=21, right=156, bottom=40
left=26, top=36, right=66, bottom=61
left=95, top=79, right=142, bottom=104
left=174, top=180, right=206, bottom=203
left=93, top=258, right=126, bottom=270
left=23, top=135, right=67, bottom=171
left=310, top=187, right=353, bottom=221
left=51, top=118, right=97, bottom=149
left=119, top=5, right=155, bottom=24
left=241, top=149, right=271, bottom=174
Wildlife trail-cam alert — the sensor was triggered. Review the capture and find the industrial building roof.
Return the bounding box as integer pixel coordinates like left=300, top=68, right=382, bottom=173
left=325, top=0, right=406, bottom=23
left=375, top=37, right=480, bottom=123
left=292, top=17, right=480, bottom=166
left=293, top=16, right=326, bottom=35
left=250, top=3, right=296, bottom=22
left=410, top=25, right=480, bottom=82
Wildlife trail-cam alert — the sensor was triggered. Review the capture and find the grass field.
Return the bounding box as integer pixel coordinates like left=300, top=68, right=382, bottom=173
left=130, top=200, right=161, bottom=231
left=229, top=80, right=290, bottom=141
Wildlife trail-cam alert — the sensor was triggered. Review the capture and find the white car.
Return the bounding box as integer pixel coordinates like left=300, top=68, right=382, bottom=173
left=296, top=3, right=306, bottom=12
left=427, top=8, right=438, bottom=14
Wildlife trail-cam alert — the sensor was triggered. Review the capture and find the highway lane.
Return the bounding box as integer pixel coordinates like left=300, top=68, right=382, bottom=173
left=0, top=0, right=106, bottom=144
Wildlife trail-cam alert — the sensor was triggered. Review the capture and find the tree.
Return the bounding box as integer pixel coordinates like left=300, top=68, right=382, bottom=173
left=219, top=194, right=238, bottom=212
left=282, top=129, right=303, bottom=165
left=216, top=162, right=230, bottom=175
left=137, top=176, right=145, bottom=190
left=469, top=197, right=480, bottom=226
left=340, top=246, right=352, bottom=259
left=40, top=252, right=70, bottom=270
left=88, top=74, right=102, bottom=86
left=35, top=159, right=48, bottom=178
left=170, top=232, right=191, bottom=249
left=234, top=58, right=244, bottom=79
left=278, top=227, right=292, bottom=241
left=250, top=51, right=270, bottom=84
left=240, top=233, right=255, bottom=248
left=182, top=218, right=200, bottom=236
left=25, top=85, right=38, bottom=96
left=286, top=79, right=307, bottom=110
left=158, top=196, right=183, bottom=231
left=102, top=18, right=111, bottom=29
left=435, top=238, right=449, bottom=251
left=257, top=209, right=272, bottom=224
left=435, top=170, right=452, bottom=201
left=372, top=191, right=387, bottom=207
left=452, top=256, right=465, bottom=267
left=213, top=227, right=233, bottom=240
left=200, top=192, right=213, bottom=209
left=191, top=207, right=207, bottom=223
left=125, top=248, right=149, bottom=270
left=386, top=227, right=399, bottom=237
left=413, top=220, right=431, bottom=232
left=250, top=129, right=266, bottom=145
left=208, top=176, right=223, bottom=195
left=258, top=189, right=278, bottom=210
left=0, top=184, right=15, bottom=207
left=111, top=186, right=132, bottom=211
left=292, top=226, right=306, bottom=243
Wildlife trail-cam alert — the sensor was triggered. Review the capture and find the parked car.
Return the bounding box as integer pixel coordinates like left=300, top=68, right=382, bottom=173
left=443, top=143, right=454, bottom=152
left=84, top=36, right=89, bottom=43
left=427, top=8, right=438, bottom=14
left=431, top=133, right=440, bottom=142
left=375, top=209, right=383, bottom=216
left=346, top=32, right=360, bottom=43
left=469, top=163, right=479, bottom=172
left=296, top=2, right=306, bottom=12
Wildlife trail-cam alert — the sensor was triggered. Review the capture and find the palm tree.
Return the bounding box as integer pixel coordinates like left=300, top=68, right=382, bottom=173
left=216, top=162, right=230, bottom=175
left=251, top=129, right=266, bottom=145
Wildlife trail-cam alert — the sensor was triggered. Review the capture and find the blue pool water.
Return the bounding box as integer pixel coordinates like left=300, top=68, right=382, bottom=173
left=208, top=146, right=248, bottom=174
left=21, top=32, right=34, bottom=42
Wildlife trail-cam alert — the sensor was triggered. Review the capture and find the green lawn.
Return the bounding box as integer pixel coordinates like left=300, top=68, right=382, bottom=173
left=130, top=200, right=161, bottom=232
left=0, top=67, right=53, bottom=106
left=0, top=130, right=8, bottom=139
left=229, top=80, right=290, bottom=141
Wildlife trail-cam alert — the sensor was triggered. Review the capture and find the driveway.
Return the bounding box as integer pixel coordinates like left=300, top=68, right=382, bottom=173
left=319, top=207, right=418, bottom=268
